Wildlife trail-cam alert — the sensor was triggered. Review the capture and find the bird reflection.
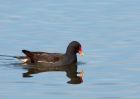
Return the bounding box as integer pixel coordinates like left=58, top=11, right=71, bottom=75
left=22, top=63, right=84, bottom=84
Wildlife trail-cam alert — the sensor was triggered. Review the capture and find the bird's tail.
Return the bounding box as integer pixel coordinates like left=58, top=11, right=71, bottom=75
left=22, top=50, right=35, bottom=63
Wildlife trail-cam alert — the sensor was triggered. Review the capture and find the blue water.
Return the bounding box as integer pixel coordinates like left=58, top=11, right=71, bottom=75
left=0, top=0, right=140, bottom=99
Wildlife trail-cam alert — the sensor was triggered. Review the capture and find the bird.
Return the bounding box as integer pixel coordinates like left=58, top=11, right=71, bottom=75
left=16, top=41, right=84, bottom=66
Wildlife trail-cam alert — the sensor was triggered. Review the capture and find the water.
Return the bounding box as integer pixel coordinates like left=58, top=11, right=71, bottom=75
left=0, top=0, right=140, bottom=99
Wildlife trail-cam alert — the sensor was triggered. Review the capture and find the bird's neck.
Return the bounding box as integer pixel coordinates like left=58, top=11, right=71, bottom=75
left=65, top=53, right=77, bottom=63
left=65, top=46, right=77, bottom=63
left=66, top=46, right=76, bottom=55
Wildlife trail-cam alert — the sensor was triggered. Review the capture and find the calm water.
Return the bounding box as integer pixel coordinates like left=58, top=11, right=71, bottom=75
left=0, top=0, right=140, bottom=99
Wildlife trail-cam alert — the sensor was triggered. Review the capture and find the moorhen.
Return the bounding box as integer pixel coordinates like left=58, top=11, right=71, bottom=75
left=17, top=41, right=84, bottom=66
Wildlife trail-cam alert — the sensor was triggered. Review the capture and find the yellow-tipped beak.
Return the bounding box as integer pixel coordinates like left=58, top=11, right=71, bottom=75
left=79, top=47, right=84, bottom=56
left=80, top=51, right=84, bottom=56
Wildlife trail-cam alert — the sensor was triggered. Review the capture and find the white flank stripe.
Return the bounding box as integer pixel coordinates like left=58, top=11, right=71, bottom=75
left=38, top=61, right=54, bottom=63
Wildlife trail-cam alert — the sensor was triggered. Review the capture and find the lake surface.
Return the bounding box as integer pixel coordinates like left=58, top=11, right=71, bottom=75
left=0, top=0, right=140, bottom=99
